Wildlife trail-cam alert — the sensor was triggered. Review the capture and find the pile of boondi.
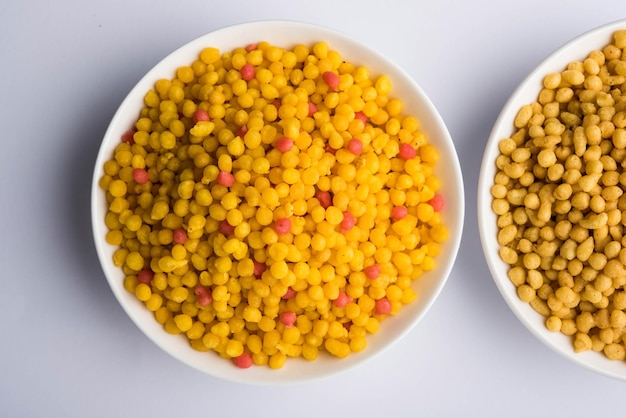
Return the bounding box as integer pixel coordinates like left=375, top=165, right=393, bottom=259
left=492, top=30, right=626, bottom=360
left=99, top=41, right=448, bottom=369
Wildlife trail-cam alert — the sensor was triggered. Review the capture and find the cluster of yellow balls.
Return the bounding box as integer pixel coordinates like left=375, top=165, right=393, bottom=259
left=100, top=40, right=448, bottom=369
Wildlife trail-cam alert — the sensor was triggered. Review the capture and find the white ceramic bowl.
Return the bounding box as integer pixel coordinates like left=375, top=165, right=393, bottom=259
left=478, top=19, right=626, bottom=381
left=92, top=20, right=464, bottom=385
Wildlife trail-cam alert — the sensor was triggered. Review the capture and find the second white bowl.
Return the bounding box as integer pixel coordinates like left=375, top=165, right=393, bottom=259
left=479, top=19, right=626, bottom=381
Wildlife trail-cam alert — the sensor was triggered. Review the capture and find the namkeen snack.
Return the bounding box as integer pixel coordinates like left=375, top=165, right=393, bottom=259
left=99, top=41, right=448, bottom=369
left=492, top=30, right=626, bottom=360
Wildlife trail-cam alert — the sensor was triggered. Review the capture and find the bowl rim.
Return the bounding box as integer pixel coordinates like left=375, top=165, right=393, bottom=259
left=478, top=18, right=626, bottom=381
left=91, top=19, right=465, bottom=384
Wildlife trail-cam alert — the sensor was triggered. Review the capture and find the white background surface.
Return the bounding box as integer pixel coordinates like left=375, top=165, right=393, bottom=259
left=3, top=1, right=626, bottom=417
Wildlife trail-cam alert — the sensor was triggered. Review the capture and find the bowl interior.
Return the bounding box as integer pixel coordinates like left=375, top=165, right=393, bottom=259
left=478, top=19, right=626, bottom=381
left=92, top=20, right=465, bottom=384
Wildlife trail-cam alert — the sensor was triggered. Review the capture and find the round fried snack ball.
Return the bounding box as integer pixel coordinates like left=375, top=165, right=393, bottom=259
left=492, top=30, right=626, bottom=363
left=101, top=41, right=448, bottom=369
